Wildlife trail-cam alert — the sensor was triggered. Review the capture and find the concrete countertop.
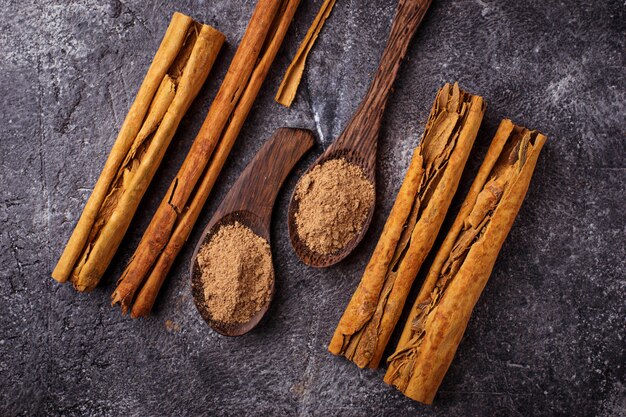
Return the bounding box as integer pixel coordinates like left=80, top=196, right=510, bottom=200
left=1, top=0, right=624, bottom=415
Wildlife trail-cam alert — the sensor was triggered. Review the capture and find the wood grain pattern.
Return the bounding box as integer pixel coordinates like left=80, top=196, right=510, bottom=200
left=190, top=128, right=314, bottom=336
left=288, top=0, right=433, bottom=267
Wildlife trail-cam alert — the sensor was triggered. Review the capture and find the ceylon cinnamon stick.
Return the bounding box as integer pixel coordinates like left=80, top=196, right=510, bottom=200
left=384, top=120, right=547, bottom=404
left=112, top=0, right=301, bottom=317
left=328, top=83, right=485, bottom=368
left=52, top=13, right=224, bottom=291
left=275, top=0, right=336, bottom=107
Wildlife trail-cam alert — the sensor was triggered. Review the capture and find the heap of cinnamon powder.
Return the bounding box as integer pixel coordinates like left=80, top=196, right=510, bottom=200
left=294, top=158, right=374, bottom=255
left=196, top=222, right=273, bottom=325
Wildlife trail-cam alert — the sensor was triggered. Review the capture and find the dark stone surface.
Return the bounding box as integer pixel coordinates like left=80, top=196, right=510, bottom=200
left=1, top=0, right=624, bottom=415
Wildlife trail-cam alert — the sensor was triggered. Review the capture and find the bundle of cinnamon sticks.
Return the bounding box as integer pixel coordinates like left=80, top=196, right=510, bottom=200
left=51, top=3, right=548, bottom=405
left=329, top=84, right=546, bottom=404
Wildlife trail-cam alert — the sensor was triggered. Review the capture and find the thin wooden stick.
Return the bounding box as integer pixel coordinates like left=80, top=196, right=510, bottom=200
left=384, top=120, right=546, bottom=404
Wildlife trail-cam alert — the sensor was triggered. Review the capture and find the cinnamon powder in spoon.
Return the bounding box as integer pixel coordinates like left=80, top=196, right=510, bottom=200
left=294, top=158, right=374, bottom=255
left=197, top=222, right=273, bottom=325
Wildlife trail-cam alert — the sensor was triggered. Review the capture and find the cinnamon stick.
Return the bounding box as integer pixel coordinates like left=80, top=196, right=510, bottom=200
left=328, top=83, right=485, bottom=368
left=275, top=0, right=336, bottom=107
left=52, top=13, right=224, bottom=291
left=384, top=119, right=547, bottom=404
left=112, top=0, right=301, bottom=316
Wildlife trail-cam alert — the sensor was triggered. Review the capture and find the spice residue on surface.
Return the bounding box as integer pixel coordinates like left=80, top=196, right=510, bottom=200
left=197, top=222, right=273, bottom=325
left=294, top=158, right=374, bottom=255
left=164, top=319, right=181, bottom=332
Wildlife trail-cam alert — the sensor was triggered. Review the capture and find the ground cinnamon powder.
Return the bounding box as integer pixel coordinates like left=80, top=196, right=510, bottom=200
left=294, top=158, right=375, bottom=255
left=197, top=222, right=273, bottom=325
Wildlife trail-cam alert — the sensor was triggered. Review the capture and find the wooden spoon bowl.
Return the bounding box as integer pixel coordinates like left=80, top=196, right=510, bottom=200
left=287, top=148, right=376, bottom=268
left=288, top=0, right=432, bottom=267
left=190, top=128, right=314, bottom=336
left=190, top=211, right=271, bottom=336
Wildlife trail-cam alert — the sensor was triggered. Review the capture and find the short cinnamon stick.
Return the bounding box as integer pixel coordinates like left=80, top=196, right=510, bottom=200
left=275, top=0, right=336, bottom=107
left=52, top=13, right=224, bottom=291
left=384, top=119, right=547, bottom=404
left=112, top=0, right=301, bottom=317
left=328, top=83, right=485, bottom=368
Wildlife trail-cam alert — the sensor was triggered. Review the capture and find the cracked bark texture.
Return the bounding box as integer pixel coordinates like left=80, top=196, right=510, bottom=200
left=0, top=1, right=624, bottom=416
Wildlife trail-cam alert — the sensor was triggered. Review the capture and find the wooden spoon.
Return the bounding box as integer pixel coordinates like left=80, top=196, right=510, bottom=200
left=288, top=0, right=432, bottom=267
left=190, top=128, right=314, bottom=336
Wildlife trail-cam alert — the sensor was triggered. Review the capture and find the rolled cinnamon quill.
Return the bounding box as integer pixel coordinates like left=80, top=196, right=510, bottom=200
left=384, top=119, right=547, bottom=404
left=52, top=13, right=224, bottom=291
left=329, top=83, right=485, bottom=368
left=275, top=0, right=336, bottom=107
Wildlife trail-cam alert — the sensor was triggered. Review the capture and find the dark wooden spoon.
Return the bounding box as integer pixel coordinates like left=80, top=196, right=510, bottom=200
left=288, top=0, right=432, bottom=267
left=190, top=128, right=314, bottom=336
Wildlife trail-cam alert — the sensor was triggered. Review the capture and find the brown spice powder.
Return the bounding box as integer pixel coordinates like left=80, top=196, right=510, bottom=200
left=294, top=158, right=374, bottom=255
left=196, top=221, right=273, bottom=325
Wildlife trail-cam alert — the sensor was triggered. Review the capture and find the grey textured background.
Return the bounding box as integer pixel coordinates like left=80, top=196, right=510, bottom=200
left=1, top=0, right=624, bottom=416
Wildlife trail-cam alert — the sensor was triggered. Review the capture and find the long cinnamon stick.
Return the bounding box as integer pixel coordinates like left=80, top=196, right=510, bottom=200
left=384, top=119, right=547, bottom=404
left=112, top=0, right=301, bottom=316
left=52, top=13, right=224, bottom=291
left=328, top=83, right=485, bottom=368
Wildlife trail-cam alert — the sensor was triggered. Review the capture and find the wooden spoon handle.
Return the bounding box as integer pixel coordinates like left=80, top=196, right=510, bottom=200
left=216, top=128, right=314, bottom=231
left=335, top=0, right=432, bottom=157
